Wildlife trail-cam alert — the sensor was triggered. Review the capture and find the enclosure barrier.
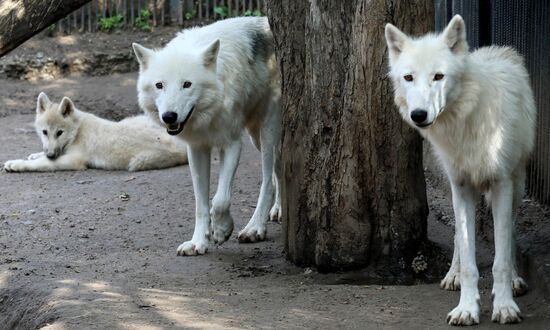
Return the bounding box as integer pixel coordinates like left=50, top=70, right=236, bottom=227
left=55, top=0, right=266, bottom=33
left=435, top=0, right=550, bottom=205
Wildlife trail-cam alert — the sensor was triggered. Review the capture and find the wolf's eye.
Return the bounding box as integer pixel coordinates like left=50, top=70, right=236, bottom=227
left=404, top=75, right=413, bottom=82
left=183, top=81, right=192, bottom=89
left=42, top=130, right=48, bottom=136
left=56, top=130, right=63, bottom=137
left=155, top=82, right=163, bottom=89
left=434, top=73, right=445, bottom=81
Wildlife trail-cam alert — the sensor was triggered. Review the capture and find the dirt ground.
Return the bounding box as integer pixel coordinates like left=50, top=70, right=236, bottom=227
left=0, top=32, right=549, bottom=330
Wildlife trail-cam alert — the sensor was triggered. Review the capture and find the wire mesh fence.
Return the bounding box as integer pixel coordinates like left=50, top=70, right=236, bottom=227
left=55, top=0, right=266, bottom=34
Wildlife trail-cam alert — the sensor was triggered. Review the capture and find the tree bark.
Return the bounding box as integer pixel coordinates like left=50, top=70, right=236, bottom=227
left=0, top=0, right=91, bottom=57
left=267, top=1, right=434, bottom=280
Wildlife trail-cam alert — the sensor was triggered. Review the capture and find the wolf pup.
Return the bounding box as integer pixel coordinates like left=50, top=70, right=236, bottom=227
left=385, top=15, right=536, bottom=325
left=3, top=92, right=188, bottom=172
left=133, top=17, right=281, bottom=256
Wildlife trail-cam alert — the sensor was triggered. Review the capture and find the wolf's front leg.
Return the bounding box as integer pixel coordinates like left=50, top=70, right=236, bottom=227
left=177, top=145, right=211, bottom=256
left=441, top=227, right=527, bottom=296
left=210, top=140, right=241, bottom=244
left=27, top=152, right=44, bottom=160
left=447, top=182, right=480, bottom=326
left=4, top=154, right=85, bottom=172
left=491, top=178, right=522, bottom=324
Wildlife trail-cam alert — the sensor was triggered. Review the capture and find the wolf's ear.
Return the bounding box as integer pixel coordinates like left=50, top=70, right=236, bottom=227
left=442, top=15, right=468, bottom=54
left=59, top=97, right=74, bottom=117
left=202, top=39, right=220, bottom=68
left=37, top=92, right=51, bottom=114
left=385, top=24, right=409, bottom=63
left=132, top=43, right=154, bottom=69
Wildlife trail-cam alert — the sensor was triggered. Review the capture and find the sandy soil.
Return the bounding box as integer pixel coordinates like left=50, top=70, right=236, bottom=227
left=0, top=36, right=549, bottom=329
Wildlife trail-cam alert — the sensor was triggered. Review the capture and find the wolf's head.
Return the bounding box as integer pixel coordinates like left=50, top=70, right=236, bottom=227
left=385, top=15, right=468, bottom=129
left=34, top=93, right=79, bottom=160
left=132, top=39, right=222, bottom=136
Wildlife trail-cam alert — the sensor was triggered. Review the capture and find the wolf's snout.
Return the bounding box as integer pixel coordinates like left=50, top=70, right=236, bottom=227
left=162, top=112, right=178, bottom=124
left=411, top=109, right=428, bottom=124
left=46, top=152, right=57, bottom=160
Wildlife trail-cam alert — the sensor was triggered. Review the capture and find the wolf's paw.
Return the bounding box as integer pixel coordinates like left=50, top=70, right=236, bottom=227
left=210, top=211, right=234, bottom=244
left=3, top=159, right=26, bottom=172
left=492, top=299, right=522, bottom=324
left=238, top=223, right=266, bottom=243
left=27, top=152, right=44, bottom=160
left=269, top=202, right=281, bottom=222
left=512, top=276, right=528, bottom=297
left=440, top=270, right=461, bottom=291
left=176, top=239, right=208, bottom=256
left=447, top=302, right=480, bottom=326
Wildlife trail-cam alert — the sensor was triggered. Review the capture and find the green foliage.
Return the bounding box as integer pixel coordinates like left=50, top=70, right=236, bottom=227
left=134, top=9, right=152, bottom=32
left=213, top=5, right=229, bottom=18
left=185, top=9, right=197, bottom=20
left=45, top=23, right=56, bottom=37
left=243, top=9, right=263, bottom=17
left=98, top=14, right=124, bottom=32
left=213, top=5, right=263, bottom=18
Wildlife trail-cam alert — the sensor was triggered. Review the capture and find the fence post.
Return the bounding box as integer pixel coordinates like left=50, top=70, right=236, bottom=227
left=152, top=0, right=158, bottom=27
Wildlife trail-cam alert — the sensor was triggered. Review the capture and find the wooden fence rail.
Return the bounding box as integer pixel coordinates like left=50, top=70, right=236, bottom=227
left=55, top=0, right=266, bottom=33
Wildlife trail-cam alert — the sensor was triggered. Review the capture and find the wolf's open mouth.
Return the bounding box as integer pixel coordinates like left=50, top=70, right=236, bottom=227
left=166, top=106, right=195, bottom=136
left=166, top=123, right=184, bottom=135
left=416, top=122, right=432, bottom=128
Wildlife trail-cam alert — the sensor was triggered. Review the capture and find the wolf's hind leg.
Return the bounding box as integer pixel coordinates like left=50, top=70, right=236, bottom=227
left=268, top=126, right=282, bottom=222
left=441, top=230, right=461, bottom=291
left=128, top=149, right=187, bottom=171
left=511, top=168, right=528, bottom=297
left=239, top=95, right=281, bottom=242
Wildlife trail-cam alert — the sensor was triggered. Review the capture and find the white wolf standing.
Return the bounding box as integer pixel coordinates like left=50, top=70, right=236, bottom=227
left=3, top=92, right=188, bottom=172
left=385, top=15, right=536, bottom=325
left=133, top=17, right=281, bottom=256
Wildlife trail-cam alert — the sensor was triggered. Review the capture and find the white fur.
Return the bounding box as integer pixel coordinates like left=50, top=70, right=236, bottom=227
left=3, top=92, right=188, bottom=172
left=386, top=15, right=536, bottom=325
left=134, top=17, right=281, bottom=256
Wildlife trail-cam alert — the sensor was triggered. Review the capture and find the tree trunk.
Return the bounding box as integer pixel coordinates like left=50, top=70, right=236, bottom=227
left=267, top=1, right=434, bottom=280
left=0, top=0, right=91, bottom=57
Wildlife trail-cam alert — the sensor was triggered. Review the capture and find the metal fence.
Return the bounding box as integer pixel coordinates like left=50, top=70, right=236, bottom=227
left=56, top=0, right=266, bottom=33
left=435, top=0, right=550, bottom=204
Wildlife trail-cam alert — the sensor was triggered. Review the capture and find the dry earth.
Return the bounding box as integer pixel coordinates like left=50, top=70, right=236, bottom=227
left=0, top=31, right=549, bottom=330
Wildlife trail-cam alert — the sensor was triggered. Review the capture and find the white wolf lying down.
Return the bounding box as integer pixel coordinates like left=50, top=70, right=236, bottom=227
left=385, top=15, right=536, bottom=325
left=133, top=16, right=281, bottom=256
left=3, top=92, right=188, bottom=172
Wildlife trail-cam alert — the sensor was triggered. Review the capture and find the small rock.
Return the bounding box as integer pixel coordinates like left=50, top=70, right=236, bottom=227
left=76, top=180, right=95, bottom=185
left=119, top=193, right=130, bottom=201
